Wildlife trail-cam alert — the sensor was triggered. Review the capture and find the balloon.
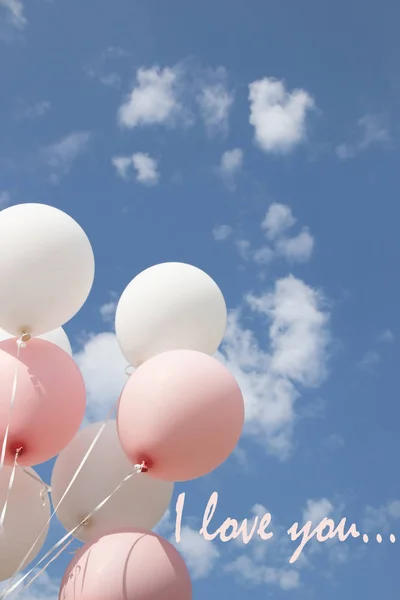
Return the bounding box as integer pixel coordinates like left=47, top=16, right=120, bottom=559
left=0, top=203, right=95, bottom=337
left=117, top=349, right=244, bottom=482
left=51, top=421, right=173, bottom=543
left=0, top=327, right=72, bottom=356
left=0, top=465, right=50, bottom=581
left=0, top=338, right=86, bottom=466
left=59, top=529, right=192, bottom=600
left=115, top=262, right=227, bottom=367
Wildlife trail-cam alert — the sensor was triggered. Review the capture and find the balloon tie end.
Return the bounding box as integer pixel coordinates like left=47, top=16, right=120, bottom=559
left=135, top=461, right=148, bottom=474
left=17, top=331, right=31, bottom=347
left=15, top=447, right=23, bottom=458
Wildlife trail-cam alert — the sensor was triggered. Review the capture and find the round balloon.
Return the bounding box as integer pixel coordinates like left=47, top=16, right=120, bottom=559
left=117, top=349, right=245, bottom=481
left=115, top=262, right=227, bottom=367
left=0, top=338, right=86, bottom=466
left=59, top=529, right=192, bottom=600
left=0, top=465, right=50, bottom=581
left=51, top=421, right=173, bottom=543
left=0, top=203, right=95, bottom=337
left=0, top=327, right=72, bottom=356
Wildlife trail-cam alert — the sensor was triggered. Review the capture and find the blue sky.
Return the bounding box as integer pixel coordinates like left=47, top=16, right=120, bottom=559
left=1, top=0, right=400, bottom=598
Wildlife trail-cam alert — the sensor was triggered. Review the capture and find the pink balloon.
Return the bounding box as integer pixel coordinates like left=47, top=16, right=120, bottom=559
left=117, top=349, right=244, bottom=481
left=59, top=528, right=192, bottom=600
left=0, top=338, right=86, bottom=466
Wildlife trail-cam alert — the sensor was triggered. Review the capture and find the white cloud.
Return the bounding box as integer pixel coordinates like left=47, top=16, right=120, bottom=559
left=252, top=246, right=275, bottom=264
left=225, top=556, right=300, bottom=590
left=41, top=131, right=91, bottom=183
left=111, top=156, right=133, bottom=180
left=0, top=571, right=59, bottom=600
left=261, top=203, right=296, bottom=240
left=275, top=229, right=314, bottom=262
left=217, top=275, right=330, bottom=457
left=117, top=66, right=183, bottom=129
left=99, top=301, right=117, bottom=324
left=112, top=153, right=159, bottom=185
left=132, top=153, right=159, bottom=186
left=74, top=332, right=129, bottom=422
left=246, top=204, right=314, bottom=265
left=196, top=67, right=233, bottom=136
left=362, top=500, right=400, bottom=534
left=224, top=504, right=303, bottom=590
left=155, top=510, right=219, bottom=580
left=0, top=0, right=26, bottom=29
left=249, top=77, right=314, bottom=154
left=217, top=148, right=243, bottom=189
left=213, top=224, right=233, bottom=241
left=303, top=498, right=334, bottom=524
left=172, top=526, right=220, bottom=580
left=336, top=113, right=390, bottom=159
left=0, top=190, right=11, bottom=208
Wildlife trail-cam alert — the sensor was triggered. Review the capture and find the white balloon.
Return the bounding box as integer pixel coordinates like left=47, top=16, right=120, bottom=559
left=0, top=203, right=95, bottom=337
left=0, top=466, right=50, bottom=581
left=0, top=327, right=72, bottom=356
left=51, top=420, right=173, bottom=543
left=115, top=262, right=227, bottom=367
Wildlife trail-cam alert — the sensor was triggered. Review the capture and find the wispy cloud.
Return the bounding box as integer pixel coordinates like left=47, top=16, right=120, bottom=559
left=84, top=46, right=130, bottom=88
left=213, top=224, right=233, bottom=241
left=196, top=66, right=234, bottom=136
left=112, top=152, right=159, bottom=186
left=217, top=148, right=243, bottom=189
left=220, top=203, right=314, bottom=266
left=357, top=350, right=381, bottom=372
left=132, top=152, right=159, bottom=185
left=249, top=77, right=314, bottom=154
left=336, top=113, right=390, bottom=159
left=262, top=203, right=296, bottom=240
left=41, top=131, right=91, bottom=183
left=0, top=0, right=26, bottom=30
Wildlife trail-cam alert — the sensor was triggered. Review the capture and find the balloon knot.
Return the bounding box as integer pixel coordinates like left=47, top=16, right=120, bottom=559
left=15, top=447, right=23, bottom=458
left=17, top=331, right=31, bottom=348
left=137, top=461, right=148, bottom=473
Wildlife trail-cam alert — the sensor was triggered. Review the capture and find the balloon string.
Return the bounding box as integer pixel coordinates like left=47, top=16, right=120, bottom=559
left=0, top=337, right=26, bottom=471
left=18, top=466, right=51, bottom=491
left=9, top=538, right=74, bottom=599
left=2, top=462, right=148, bottom=600
left=0, top=447, right=22, bottom=530
left=1, top=397, right=121, bottom=599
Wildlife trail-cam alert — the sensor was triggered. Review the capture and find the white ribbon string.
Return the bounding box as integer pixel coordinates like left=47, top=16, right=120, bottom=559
left=0, top=448, right=21, bottom=531
left=1, top=397, right=120, bottom=599
left=2, top=464, right=145, bottom=599
left=18, top=467, right=52, bottom=493
left=0, top=337, right=26, bottom=471
left=9, top=538, right=74, bottom=599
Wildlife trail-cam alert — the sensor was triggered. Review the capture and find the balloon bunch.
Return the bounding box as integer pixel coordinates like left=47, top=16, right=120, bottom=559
left=0, top=203, right=245, bottom=600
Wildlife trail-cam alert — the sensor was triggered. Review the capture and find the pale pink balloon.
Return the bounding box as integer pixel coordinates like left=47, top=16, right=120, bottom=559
left=0, top=338, right=86, bottom=466
left=59, top=529, right=192, bottom=600
left=117, top=349, right=244, bottom=481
